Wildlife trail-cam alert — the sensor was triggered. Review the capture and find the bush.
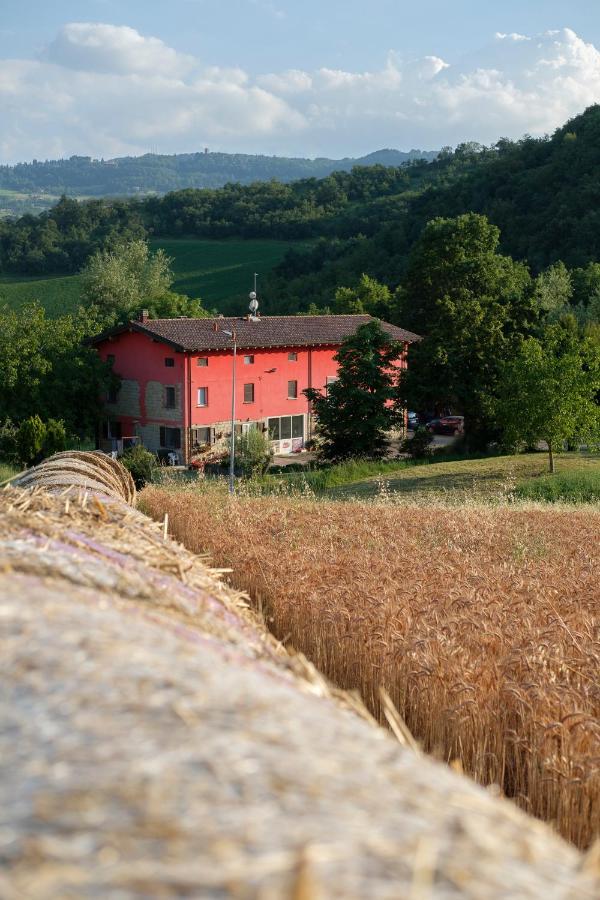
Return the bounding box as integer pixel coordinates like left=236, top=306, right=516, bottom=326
left=230, top=429, right=273, bottom=479
left=44, top=419, right=67, bottom=456
left=0, top=419, right=18, bottom=464
left=268, top=462, right=307, bottom=474
left=121, top=444, right=158, bottom=488
left=16, top=415, right=47, bottom=466
left=400, top=426, right=434, bottom=459
left=514, top=469, right=600, bottom=504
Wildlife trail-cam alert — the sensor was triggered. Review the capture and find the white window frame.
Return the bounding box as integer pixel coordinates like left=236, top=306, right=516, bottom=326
left=197, top=386, right=208, bottom=407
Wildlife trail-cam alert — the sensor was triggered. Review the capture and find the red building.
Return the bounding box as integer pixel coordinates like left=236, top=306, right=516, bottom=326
left=91, top=312, right=419, bottom=463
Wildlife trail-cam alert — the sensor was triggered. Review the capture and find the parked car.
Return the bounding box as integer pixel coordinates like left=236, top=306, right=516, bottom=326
left=426, top=416, right=465, bottom=436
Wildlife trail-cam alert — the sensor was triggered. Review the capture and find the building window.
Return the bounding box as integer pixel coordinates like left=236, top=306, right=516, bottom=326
left=288, top=351, right=298, bottom=361
left=160, top=426, right=181, bottom=449
left=197, top=387, right=208, bottom=407
left=165, top=357, right=175, bottom=367
left=244, top=355, right=255, bottom=365
left=197, top=357, right=208, bottom=367
left=108, top=385, right=119, bottom=403
left=268, top=415, right=304, bottom=441
left=102, top=419, right=122, bottom=440
left=326, top=376, right=338, bottom=394
left=287, top=379, right=298, bottom=399
left=165, top=386, right=176, bottom=409
left=243, top=383, right=255, bottom=403
left=192, top=427, right=212, bottom=446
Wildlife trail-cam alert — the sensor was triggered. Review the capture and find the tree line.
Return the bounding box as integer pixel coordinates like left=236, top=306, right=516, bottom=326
left=4, top=105, right=600, bottom=283
left=0, top=148, right=436, bottom=198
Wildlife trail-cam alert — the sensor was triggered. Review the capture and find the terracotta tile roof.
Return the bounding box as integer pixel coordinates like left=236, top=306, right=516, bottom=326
left=92, top=315, right=420, bottom=351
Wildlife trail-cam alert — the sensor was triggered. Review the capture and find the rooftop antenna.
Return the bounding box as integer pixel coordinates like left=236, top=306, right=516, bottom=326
left=249, top=273, right=259, bottom=319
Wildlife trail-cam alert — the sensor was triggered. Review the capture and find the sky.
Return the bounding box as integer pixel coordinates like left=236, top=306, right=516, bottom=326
left=1, top=0, right=600, bottom=163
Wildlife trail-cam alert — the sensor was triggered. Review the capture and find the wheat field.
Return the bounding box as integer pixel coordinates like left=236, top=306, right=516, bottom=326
left=141, top=486, right=600, bottom=848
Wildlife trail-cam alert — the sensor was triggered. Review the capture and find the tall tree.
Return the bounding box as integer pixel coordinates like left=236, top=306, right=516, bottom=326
left=304, top=321, right=403, bottom=460
left=532, top=261, right=573, bottom=320
left=399, top=213, right=535, bottom=447
left=495, top=326, right=600, bottom=471
left=81, top=239, right=208, bottom=325
left=0, top=302, right=112, bottom=440
left=333, top=274, right=393, bottom=318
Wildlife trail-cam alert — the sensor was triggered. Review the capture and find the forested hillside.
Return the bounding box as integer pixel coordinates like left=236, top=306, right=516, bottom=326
left=2, top=106, right=600, bottom=300
left=0, top=147, right=436, bottom=209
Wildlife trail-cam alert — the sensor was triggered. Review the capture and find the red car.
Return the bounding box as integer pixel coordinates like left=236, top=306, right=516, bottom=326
left=426, top=416, right=464, bottom=436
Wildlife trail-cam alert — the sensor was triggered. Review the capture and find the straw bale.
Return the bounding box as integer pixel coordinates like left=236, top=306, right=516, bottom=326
left=1, top=486, right=599, bottom=898
left=9, top=450, right=136, bottom=503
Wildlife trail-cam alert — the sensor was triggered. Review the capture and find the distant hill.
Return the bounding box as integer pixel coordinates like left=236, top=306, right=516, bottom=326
left=0, top=147, right=438, bottom=216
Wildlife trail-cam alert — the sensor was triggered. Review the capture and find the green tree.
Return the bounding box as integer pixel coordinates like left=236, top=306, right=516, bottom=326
left=304, top=320, right=403, bottom=460
left=81, top=239, right=208, bottom=325
left=533, top=261, right=573, bottom=320
left=495, top=328, right=600, bottom=472
left=399, top=214, right=535, bottom=448
left=0, top=303, right=112, bottom=441
left=333, top=274, right=392, bottom=318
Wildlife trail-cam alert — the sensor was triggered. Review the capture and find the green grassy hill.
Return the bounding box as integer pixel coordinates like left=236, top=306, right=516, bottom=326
left=0, top=238, right=302, bottom=317
left=150, top=238, right=304, bottom=314
left=0, top=273, right=83, bottom=317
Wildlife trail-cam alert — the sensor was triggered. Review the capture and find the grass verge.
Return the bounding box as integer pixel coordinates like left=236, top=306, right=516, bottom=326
left=515, top=467, right=600, bottom=504
left=327, top=452, right=599, bottom=501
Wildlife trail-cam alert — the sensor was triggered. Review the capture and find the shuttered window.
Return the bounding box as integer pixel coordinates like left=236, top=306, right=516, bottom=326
left=243, top=383, right=254, bottom=403
left=287, top=380, right=298, bottom=399
left=165, top=386, right=176, bottom=408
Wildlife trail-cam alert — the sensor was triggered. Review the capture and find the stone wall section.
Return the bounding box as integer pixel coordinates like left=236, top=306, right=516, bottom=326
left=145, top=380, right=183, bottom=421
left=137, top=423, right=162, bottom=453
left=106, top=379, right=140, bottom=418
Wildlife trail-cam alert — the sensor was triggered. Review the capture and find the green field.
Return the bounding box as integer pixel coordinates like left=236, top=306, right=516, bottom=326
left=327, top=452, right=600, bottom=501
left=150, top=238, right=303, bottom=314
left=0, top=238, right=301, bottom=317
left=0, top=274, right=83, bottom=317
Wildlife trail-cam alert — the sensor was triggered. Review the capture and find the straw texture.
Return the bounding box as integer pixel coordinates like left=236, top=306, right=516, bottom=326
left=1, top=465, right=599, bottom=897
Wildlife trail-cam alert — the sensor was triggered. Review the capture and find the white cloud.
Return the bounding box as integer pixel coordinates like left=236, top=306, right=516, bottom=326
left=258, top=69, right=313, bottom=94
left=44, top=23, right=195, bottom=77
left=1, top=24, right=600, bottom=162
left=495, top=32, right=531, bottom=43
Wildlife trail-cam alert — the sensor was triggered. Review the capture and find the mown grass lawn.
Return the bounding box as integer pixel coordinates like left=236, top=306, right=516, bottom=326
left=327, top=452, right=600, bottom=501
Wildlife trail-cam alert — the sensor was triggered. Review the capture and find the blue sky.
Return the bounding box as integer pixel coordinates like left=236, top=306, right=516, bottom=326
left=1, top=1, right=600, bottom=162
left=2, top=1, right=598, bottom=70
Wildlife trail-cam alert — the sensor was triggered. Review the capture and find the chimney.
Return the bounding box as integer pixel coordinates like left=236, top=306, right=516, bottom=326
left=139, top=309, right=149, bottom=323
